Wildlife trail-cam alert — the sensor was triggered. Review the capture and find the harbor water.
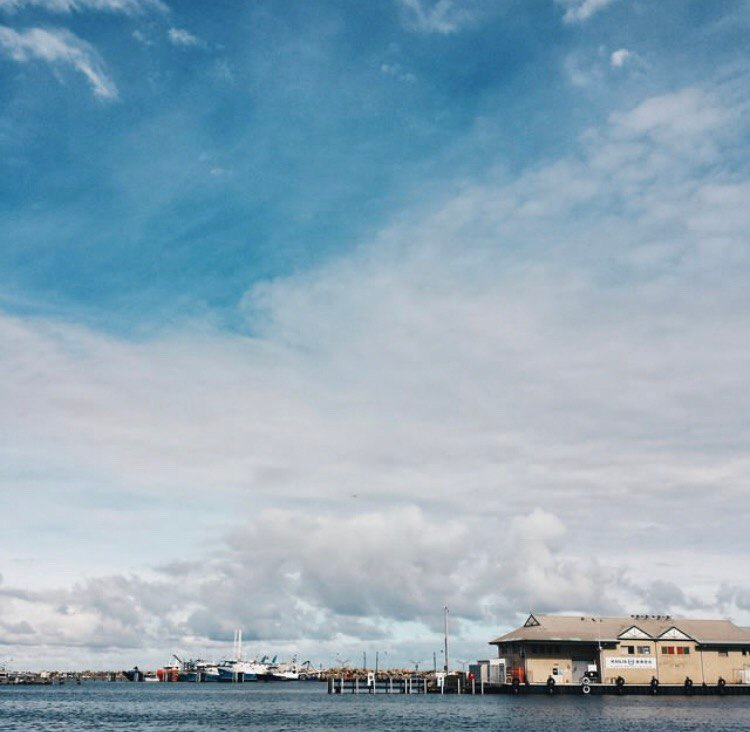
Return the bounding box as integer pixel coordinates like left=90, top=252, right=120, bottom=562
left=2, top=681, right=750, bottom=731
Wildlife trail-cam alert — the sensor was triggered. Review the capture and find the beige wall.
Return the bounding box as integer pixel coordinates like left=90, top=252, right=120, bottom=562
left=651, top=641, right=701, bottom=685
left=524, top=656, right=574, bottom=684
left=602, top=641, right=750, bottom=685
left=600, top=640, right=664, bottom=684
left=701, top=649, right=750, bottom=684
left=498, top=641, right=750, bottom=685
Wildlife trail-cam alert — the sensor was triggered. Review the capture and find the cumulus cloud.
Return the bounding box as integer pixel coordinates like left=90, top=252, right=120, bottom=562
left=167, top=26, right=200, bottom=47
left=556, top=0, right=618, bottom=24
left=0, top=25, right=117, bottom=97
left=1, top=76, right=750, bottom=664
left=0, top=507, right=626, bottom=659
left=0, top=0, right=166, bottom=14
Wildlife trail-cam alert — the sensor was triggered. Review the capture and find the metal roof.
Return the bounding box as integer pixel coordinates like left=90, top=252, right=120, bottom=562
left=490, top=614, right=750, bottom=645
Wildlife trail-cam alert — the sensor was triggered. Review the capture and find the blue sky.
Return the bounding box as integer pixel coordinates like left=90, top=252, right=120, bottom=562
left=2, top=0, right=750, bottom=669
left=1, top=0, right=744, bottom=325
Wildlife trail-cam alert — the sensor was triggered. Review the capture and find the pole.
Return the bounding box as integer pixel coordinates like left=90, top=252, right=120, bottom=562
left=375, top=651, right=379, bottom=675
left=433, top=651, right=437, bottom=672
left=363, top=651, right=367, bottom=671
left=443, top=606, right=449, bottom=673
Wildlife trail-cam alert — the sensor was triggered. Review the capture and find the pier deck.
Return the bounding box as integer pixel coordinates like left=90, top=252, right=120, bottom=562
left=328, top=677, right=750, bottom=696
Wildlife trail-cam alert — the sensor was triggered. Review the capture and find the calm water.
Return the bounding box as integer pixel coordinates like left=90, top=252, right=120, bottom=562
left=1, top=682, right=750, bottom=731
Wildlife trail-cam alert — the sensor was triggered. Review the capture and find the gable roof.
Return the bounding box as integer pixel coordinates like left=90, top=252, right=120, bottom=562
left=618, top=625, right=652, bottom=640
left=490, top=614, right=750, bottom=645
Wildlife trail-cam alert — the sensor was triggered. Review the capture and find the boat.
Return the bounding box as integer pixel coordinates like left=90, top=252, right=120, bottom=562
left=264, top=656, right=315, bottom=681
left=123, top=666, right=145, bottom=682
left=217, top=630, right=269, bottom=682
left=164, top=655, right=221, bottom=682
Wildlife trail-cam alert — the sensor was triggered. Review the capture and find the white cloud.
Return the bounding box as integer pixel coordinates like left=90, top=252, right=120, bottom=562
left=2, top=78, right=750, bottom=664
left=610, top=47, right=630, bottom=67
left=381, top=62, right=416, bottom=83
left=0, top=25, right=117, bottom=98
left=0, top=0, right=167, bottom=14
left=556, top=0, right=618, bottom=24
left=0, top=506, right=626, bottom=664
left=167, top=26, right=200, bottom=47
left=397, top=0, right=478, bottom=34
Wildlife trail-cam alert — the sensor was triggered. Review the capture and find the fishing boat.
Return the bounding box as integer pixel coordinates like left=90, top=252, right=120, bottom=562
left=217, top=630, right=269, bottom=682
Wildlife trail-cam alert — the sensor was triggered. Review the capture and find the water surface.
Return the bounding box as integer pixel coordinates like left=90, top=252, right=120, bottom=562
left=1, top=682, right=749, bottom=731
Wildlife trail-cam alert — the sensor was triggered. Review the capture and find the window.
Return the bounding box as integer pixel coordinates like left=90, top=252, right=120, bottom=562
left=662, top=646, right=675, bottom=655
left=683, top=647, right=690, bottom=655
left=625, top=645, right=635, bottom=655
left=637, top=646, right=651, bottom=655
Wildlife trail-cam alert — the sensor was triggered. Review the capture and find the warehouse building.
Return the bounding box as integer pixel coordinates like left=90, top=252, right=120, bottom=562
left=490, top=614, right=750, bottom=686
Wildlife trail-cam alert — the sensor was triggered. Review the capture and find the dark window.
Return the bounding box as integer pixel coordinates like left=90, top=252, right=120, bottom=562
left=637, top=646, right=651, bottom=655
left=683, top=647, right=690, bottom=655
left=719, top=650, right=728, bottom=657
left=625, top=645, right=635, bottom=655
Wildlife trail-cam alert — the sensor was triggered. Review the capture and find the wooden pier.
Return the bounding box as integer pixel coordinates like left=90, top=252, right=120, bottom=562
left=328, top=675, right=750, bottom=697
left=328, top=674, right=482, bottom=695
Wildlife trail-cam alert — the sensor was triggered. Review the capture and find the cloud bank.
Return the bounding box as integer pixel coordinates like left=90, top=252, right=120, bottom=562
left=1, top=71, right=750, bottom=665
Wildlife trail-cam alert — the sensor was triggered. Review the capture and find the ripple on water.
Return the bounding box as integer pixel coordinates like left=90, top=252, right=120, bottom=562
left=1, top=683, right=750, bottom=732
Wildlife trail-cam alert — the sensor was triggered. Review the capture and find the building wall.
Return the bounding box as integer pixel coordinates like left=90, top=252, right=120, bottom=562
left=600, top=640, right=664, bottom=685
left=496, top=641, right=750, bottom=685
left=652, top=641, right=702, bottom=685
left=701, top=649, right=750, bottom=684
left=524, top=656, right=573, bottom=684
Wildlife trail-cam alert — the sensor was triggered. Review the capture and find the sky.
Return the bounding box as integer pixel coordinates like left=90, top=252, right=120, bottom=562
left=1, top=0, right=750, bottom=671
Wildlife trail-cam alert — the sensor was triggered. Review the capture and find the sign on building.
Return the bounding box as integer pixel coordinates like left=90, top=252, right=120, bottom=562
left=605, top=657, right=657, bottom=669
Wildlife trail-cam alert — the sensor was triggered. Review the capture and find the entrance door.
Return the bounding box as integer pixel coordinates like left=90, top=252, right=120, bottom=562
left=571, top=660, right=593, bottom=683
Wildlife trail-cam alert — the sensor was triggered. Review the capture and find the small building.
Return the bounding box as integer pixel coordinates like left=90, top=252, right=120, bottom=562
left=490, top=613, right=750, bottom=685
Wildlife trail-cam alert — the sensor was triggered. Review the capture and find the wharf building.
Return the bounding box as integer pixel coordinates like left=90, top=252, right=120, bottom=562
left=490, top=614, right=750, bottom=686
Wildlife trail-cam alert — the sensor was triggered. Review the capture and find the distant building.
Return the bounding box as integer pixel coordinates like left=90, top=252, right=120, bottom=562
left=490, top=613, right=750, bottom=685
